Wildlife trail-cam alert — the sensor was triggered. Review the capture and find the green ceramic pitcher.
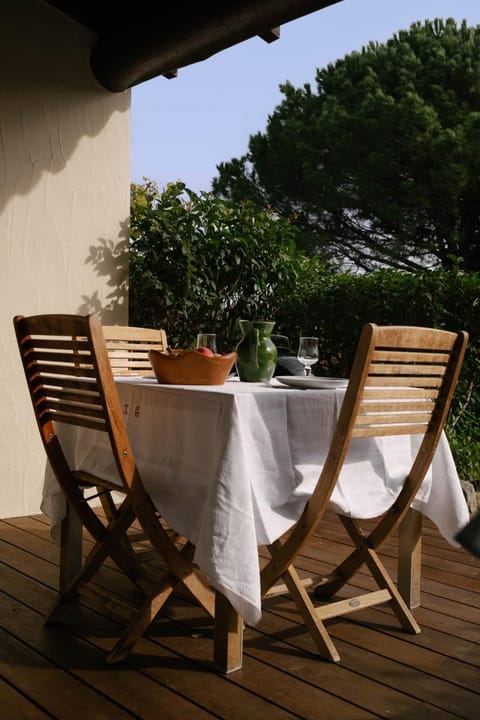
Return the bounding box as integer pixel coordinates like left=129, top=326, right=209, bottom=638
left=235, top=319, right=278, bottom=382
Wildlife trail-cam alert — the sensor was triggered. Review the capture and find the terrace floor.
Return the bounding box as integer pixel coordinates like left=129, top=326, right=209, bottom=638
left=1, top=510, right=479, bottom=719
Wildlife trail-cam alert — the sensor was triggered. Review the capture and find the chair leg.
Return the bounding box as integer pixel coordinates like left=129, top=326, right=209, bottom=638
left=46, top=501, right=147, bottom=625
left=315, top=515, right=420, bottom=635
left=107, top=538, right=216, bottom=663
left=282, top=565, right=340, bottom=662
left=107, top=580, right=178, bottom=664
left=97, top=486, right=118, bottom=522
left=314, top=514, right=397, bottom=599
left=361, top=544, right=420, bottom=634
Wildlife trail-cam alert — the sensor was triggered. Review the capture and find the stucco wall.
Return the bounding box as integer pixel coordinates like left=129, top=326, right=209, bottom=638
left=0, top=0, right=131, bottom=517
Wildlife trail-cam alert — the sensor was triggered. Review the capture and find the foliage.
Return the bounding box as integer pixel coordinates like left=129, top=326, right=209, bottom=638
left=279, top=266, right=478, bottom=365
left=446, top=343, right=480, bottom=484
left=129, top=186, right=480, bottom=481
left=129, top=180, right=319, bottom=350
left=212, top=19, right=480, bottom=273
left=275, top=267, right=480, bottom=483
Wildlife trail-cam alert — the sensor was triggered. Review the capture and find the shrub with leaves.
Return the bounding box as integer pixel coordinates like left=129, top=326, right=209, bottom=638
left=277, top=267, right=480, bottom=485
left=130, top=182, right=480, bottom=485
left=129, top=180, right=316, bottom=351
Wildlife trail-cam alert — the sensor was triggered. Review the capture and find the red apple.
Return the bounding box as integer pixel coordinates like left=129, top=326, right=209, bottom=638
left=196, top=347, right=215, bottom=357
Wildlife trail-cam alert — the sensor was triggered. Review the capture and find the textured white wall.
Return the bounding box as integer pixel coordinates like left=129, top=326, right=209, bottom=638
left=0, top=0, right=131, bottom=517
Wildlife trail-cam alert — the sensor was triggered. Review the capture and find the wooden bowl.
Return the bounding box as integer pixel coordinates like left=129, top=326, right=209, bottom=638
left=149, top=349, right=237, bottom=385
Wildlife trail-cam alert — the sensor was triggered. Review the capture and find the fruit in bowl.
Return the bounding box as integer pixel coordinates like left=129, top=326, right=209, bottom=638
left=149, top=348, right=237, bottom=385
left=195, top=347, right=215, bottom=357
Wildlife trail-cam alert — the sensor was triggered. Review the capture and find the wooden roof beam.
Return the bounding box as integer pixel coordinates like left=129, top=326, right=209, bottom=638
left=259, top=27, right=281, bottom=44
left=90, top=0, right=342, bottom=91
left=164, top=26, right=280, bottom=79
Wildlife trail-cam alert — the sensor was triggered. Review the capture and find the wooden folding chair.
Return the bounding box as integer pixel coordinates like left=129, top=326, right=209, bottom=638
left=102, top=324, right=168, bottom=376
left=80, top=324, right=170, bottom=548
left=14, top=313, right=215, bottom=663
left=260, top=323, right=468, bottom=663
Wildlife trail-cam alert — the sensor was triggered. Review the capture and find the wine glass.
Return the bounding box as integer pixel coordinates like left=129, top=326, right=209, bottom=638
left=297, top=336, right=319, bottom=376
left=196, top=333, right=217, bottom=354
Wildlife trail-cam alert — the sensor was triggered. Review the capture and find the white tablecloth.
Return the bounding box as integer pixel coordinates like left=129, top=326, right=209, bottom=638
left=41, top=377, right=469, bottom=626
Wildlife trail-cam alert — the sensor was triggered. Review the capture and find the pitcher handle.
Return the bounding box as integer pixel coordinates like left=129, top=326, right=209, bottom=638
left=250, top=328, right=260, bottom=369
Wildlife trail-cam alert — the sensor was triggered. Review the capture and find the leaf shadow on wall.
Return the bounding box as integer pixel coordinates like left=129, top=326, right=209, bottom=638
left=78, top=217, right=130, bottom=322
left=0, top=2, right=131, bottom=213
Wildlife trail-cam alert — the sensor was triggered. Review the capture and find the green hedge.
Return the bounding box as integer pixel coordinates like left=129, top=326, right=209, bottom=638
left=274, top=268, right=480, bottom=485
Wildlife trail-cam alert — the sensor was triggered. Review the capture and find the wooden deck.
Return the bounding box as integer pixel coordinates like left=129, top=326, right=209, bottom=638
left=1, top=510, right=479, bottom=719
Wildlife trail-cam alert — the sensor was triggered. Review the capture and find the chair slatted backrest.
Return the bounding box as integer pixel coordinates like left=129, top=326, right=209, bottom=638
left=102, top=325, right=168, bottom=376
left=353, top=326, right=461, bottom=439
left=15, top=314, right=114, bottom=438
left=14, top=314, right=163, bottom=507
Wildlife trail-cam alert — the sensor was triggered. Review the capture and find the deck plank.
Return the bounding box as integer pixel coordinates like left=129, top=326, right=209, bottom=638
left=1, top=513, right=479, bottom=720
left=0, top=677, right=52, bottom=720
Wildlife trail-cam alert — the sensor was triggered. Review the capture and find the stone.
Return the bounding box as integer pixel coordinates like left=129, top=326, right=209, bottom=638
left=460, top=480, right=478, bottom=514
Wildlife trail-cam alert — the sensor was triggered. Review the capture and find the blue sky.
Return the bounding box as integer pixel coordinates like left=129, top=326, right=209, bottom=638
left=131, top=0, right=480, bottom=193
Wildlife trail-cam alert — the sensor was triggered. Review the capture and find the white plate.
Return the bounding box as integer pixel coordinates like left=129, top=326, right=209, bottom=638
left=276, top=376, right=348, bottom=390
